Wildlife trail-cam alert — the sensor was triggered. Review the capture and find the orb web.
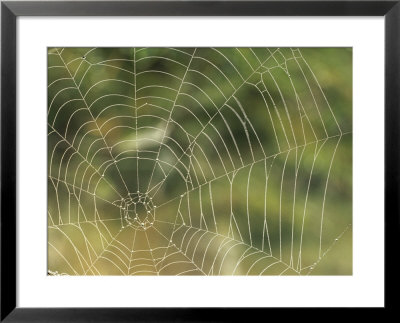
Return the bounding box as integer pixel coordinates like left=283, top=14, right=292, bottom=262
left=47, top=47, right=352, bottom=276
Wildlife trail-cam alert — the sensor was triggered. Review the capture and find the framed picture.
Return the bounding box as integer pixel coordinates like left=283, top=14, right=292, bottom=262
left=1, top=0, right=398, bottom=320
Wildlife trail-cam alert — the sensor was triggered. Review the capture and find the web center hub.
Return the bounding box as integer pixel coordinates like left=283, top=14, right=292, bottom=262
left=118, top=192, right=156, bottom=230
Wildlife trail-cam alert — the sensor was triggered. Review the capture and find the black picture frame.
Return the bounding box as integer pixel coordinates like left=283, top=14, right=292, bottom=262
left=1, top=0, right=398, bottom=321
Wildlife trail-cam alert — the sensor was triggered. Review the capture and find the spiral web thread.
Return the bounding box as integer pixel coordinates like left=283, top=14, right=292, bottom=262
left=48, top=47, right=352, bottom=276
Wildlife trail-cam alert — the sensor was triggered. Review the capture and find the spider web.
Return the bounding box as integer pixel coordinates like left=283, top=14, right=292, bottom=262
left=47, top=47, right=352, bottom=276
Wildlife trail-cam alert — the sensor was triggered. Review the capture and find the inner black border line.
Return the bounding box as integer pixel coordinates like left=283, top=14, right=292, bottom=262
left=1, top=1, right=399, bottom=321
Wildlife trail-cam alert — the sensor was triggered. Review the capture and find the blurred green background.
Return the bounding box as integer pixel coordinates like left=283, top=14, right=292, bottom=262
left=48, top=47, right=352, bottom=276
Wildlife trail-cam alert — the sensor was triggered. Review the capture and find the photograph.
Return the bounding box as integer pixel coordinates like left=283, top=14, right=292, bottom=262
left=2, top=0, right=397, bottom=318
left=47, top=47, right=352, bottom=276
